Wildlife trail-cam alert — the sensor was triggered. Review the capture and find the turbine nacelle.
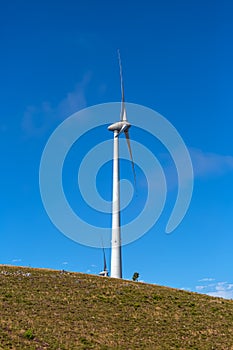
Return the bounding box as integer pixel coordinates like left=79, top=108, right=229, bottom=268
left=108, top=121, right=131, bottom=133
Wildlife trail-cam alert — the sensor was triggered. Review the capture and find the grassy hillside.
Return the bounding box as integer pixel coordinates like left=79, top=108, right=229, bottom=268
left=1, top=265, right=233, bottom=349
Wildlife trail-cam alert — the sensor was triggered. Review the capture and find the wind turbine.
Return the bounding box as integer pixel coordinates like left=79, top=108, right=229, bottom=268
left=108, top=51, right=136, bottom=278
left=99, top=245, right=109, bottom=277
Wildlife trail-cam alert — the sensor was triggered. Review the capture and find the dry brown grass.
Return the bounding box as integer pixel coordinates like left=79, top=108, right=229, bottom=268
left=1, top=265, right=233, bottom=349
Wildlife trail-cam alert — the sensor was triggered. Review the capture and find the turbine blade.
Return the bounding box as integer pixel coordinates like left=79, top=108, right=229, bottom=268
left=101, top=237, right=108, bottom=274
left=118, top=123, right=128, bottom=136
left=124, top=130, right=136, bottom=186
left=103, top=247, right=107, bottom=272
left=118, top=49, right=127, bottom=122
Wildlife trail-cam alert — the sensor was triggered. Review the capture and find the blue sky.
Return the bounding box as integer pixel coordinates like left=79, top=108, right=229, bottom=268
left=1, top=0, right=233, bottom=298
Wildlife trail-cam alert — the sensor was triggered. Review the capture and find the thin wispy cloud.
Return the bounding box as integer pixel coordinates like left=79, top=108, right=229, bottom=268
left=207, top=282, right=233, bottom=299
left=11, top=259, right=22, bottom=264
left=22, top=72, right=91, bottom=137
left=198, top=277, right=215, bottom=282
left=57, top=72, right=91, bottom=118
left=190, top=148, right=233, bottom=178
left=195, top=279, right=233, bottom=299
left=158, top=147, right=233, bottom=191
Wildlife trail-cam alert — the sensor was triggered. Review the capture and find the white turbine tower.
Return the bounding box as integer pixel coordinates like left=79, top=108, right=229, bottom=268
left=108, top=51, right=136, bottom=278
